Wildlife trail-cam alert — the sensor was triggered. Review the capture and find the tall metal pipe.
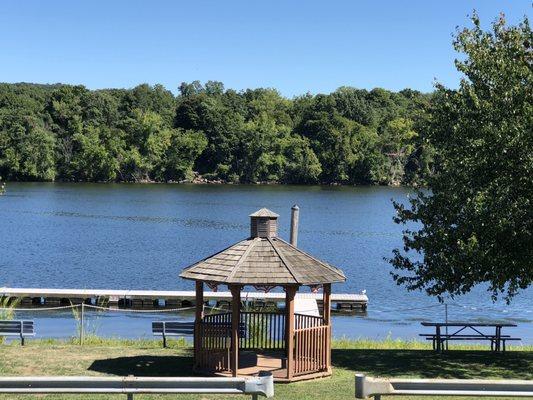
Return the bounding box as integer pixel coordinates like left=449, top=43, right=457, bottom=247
left=290, top=205, right=299, bottom=247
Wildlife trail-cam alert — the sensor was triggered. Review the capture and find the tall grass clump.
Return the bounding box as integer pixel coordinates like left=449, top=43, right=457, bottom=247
left=70, top=302, right=103, bottom=342
left=0, top=297, right=20, bottom=344
left=0, top=297, right=19, bottom=320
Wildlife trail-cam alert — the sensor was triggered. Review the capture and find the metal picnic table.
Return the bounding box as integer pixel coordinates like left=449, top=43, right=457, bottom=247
left=420, top=322, right=519, bottom=352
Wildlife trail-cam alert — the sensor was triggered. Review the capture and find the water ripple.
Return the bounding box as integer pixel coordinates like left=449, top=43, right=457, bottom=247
left=14, top=210, right=247, bottom=230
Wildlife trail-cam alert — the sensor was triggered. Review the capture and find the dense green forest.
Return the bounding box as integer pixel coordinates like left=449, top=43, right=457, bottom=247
left=0, top=82, right=432, bottom=185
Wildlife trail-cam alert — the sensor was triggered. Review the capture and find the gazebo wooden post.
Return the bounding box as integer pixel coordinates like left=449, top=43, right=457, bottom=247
left=194, top=280, right=204, bottom=368
left=285, top=286, right=297, bottom=380
left=194, top=281, right=204, bottom=368
left=323, top=283, right=331, bottom=324
left=323, top=283, right=332, bottom=369
left=229, top=284, right=241, bottom=377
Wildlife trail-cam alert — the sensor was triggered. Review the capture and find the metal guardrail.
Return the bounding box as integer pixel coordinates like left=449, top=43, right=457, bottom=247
left=0, top=373, right=274, bottom=399
left=355, top=374, right=533, bottom=398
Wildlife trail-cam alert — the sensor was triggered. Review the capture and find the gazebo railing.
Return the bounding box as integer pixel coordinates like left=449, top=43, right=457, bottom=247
left=294, top=313, right=324, bottom=329
left=240, top=312, right=286, bottom=350
left=197, top=313, right=232, bottom=371
left=198, top=311, right=330, bottom=377
left=200, top=312, right=326, bottom=351
left=293, top=314, right=329, bottom=376
left=293, top=324, right=330, bottom=376
left=198, top=311, right=287, bottom=371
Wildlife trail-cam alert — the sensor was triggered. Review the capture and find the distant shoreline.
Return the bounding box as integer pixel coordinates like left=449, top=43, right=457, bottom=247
left=3, top=179, right=410, bottom=188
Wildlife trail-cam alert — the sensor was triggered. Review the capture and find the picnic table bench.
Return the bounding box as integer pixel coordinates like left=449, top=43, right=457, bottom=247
left=0, top=320, right=35, bottom=346
left=420, top=322, right=520, bottom=352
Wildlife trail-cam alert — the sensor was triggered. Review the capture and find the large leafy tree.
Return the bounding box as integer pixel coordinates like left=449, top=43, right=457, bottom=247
left=70, top=126, right=120, bottom=182
left=0, top=114, right=56, bottom=181
left=159, top=129, right=207, bottom=181
left=281, top=135, right=322, bottom=184
left=175, top=84, right=246, bottom=179
left=390, top=14, right=532, bottom=301
left=296, top=97, right=386, bottom=185
left=379, top=117, right=418, bottom=185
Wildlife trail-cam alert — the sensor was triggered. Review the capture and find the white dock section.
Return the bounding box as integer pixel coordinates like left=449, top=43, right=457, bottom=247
left=294, top=298, right=320, bottom=317
left=0, top=287, right=368, bottom=310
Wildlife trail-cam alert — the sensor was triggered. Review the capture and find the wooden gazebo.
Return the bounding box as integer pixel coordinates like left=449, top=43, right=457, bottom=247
left=180, top=208, right=346, bottom=382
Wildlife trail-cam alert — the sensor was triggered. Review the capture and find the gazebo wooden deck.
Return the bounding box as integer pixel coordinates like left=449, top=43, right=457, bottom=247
left=180, top=207, right=346, bottom=382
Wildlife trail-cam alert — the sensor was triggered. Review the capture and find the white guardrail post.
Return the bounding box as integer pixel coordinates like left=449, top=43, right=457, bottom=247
left=0, top=373, right=274, bottom=399
left=356, top=374, right=533, bottom=398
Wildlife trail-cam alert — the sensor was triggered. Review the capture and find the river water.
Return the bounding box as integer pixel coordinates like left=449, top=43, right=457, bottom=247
left=1, top=183, right=531, bottom=343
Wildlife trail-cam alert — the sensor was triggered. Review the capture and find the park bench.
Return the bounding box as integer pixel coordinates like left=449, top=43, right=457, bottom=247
left=0, top=320, right=34, bottom=346
left=152, top=321, right=194, bottom=347
left=152, top=321, right=247, bottom=347
left=420, top=322, right=521, bottom=352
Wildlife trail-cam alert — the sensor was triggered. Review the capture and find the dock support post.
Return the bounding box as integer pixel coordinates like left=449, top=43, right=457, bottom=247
left=80, top=303, right=85, bottom=345
left=290, top=205, right=299, bottom=247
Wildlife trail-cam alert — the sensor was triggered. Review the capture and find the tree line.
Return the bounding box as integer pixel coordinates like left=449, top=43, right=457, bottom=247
left=0, top=81, right=432, bottom=185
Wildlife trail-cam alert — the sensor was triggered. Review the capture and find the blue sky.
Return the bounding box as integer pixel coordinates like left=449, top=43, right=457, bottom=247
left=1, top=0, right=530, bottom=97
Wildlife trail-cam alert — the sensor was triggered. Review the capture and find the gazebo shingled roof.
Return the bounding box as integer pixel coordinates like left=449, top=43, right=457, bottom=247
left=180, top=236, right=346, bottom=285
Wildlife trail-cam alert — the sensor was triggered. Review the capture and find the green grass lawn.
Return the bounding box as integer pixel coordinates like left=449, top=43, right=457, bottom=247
left=0, top=338, right=530, bottom=400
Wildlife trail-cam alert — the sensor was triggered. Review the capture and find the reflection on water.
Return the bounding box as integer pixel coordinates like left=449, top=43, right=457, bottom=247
left=0, top=183, right=531, bottom=342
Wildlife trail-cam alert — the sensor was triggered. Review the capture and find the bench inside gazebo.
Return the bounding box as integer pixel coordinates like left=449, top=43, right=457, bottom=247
left=180, top=207, right=346, bottom=382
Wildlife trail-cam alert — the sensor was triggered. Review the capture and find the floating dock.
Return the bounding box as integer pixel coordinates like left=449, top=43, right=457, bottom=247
left=0, top=287, right=367, bottom=312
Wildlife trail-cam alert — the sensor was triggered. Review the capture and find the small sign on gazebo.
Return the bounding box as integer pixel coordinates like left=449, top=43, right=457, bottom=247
left=179, top=207, right=346, bottom=382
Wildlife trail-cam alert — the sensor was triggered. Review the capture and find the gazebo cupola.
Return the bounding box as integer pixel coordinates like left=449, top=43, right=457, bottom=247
left=180, top=207, right=346, bottom=382
left=249, top=208, right=279, bottom=238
